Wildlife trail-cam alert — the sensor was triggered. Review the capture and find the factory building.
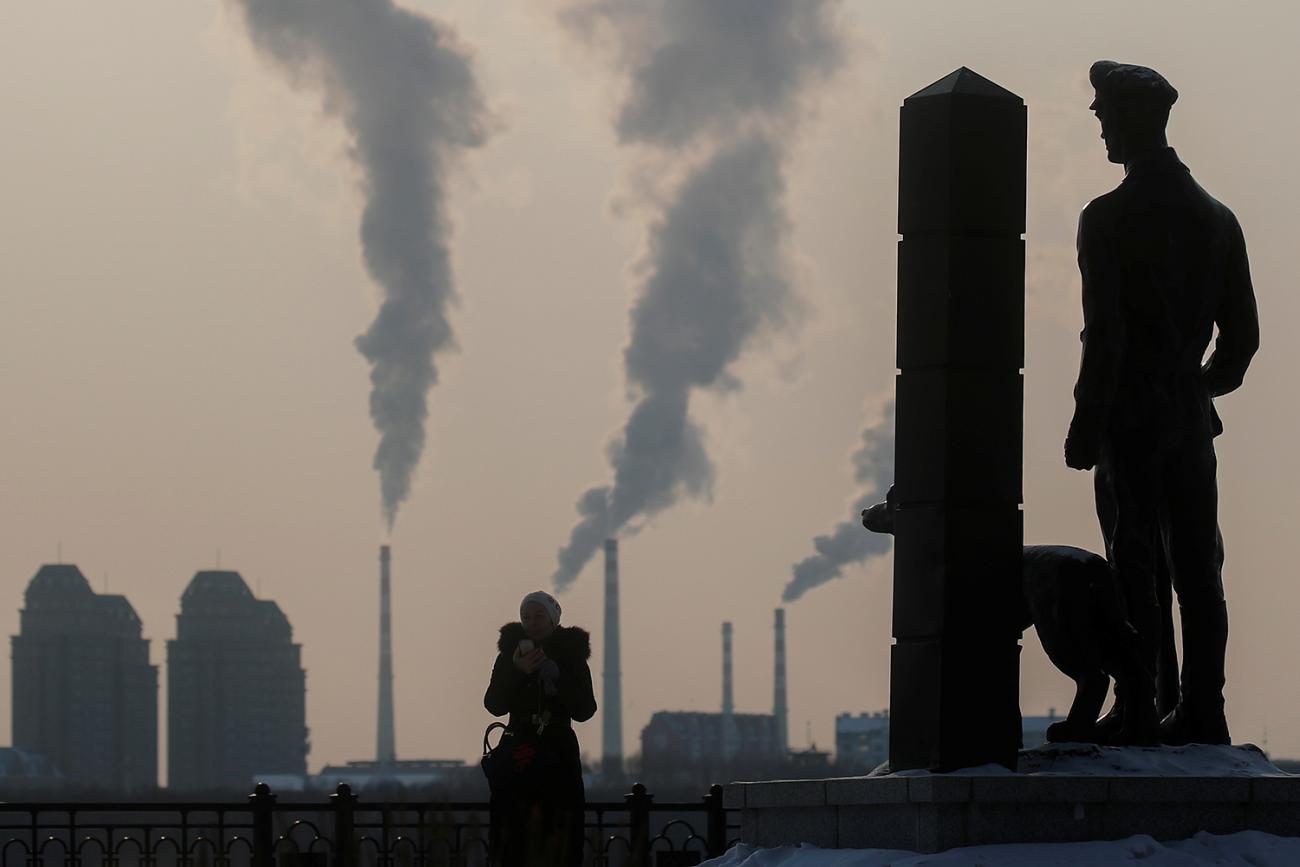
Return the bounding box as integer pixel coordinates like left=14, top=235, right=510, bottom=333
left=642, top=711, right=784, bottom=768
left=167, top=570, right=308, bottom=792
left=637, top=610, right=791, bottom=788
left=836, top=709, right=1066, bottom=772
left=11, top=564, right=158, bottom=792
left=835, top=711, right=891, bottom=773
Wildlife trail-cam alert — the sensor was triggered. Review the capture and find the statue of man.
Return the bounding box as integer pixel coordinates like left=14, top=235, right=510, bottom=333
left=1065, top=60, right=1259, bottom=746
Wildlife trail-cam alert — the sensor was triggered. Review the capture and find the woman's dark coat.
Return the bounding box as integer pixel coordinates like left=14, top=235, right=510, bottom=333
left=484, top=622, right=597, bottom=806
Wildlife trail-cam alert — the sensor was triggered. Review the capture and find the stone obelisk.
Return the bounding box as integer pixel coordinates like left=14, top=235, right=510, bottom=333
left=890, top=68, right=1026, bottom=772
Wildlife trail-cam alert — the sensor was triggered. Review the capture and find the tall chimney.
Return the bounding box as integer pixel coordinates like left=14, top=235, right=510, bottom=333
left=377, top=544, right=396, bottom=766
left=601, top=538, right=624, bottom=778
left=774, top=608, right=788, bottom=753
left=721, top=622, right=736, bottom=760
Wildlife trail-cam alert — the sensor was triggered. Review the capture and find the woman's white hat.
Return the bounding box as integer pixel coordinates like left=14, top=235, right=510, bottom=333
left=520, top=590, right=561, bottom=627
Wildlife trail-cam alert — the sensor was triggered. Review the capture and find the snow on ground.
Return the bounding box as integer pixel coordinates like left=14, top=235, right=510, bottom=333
left=707, top=832, right=1300, bottom=867
left=1015, top=742, right=1286, bottom=776
left=872, top=742, right=1288, bottom=777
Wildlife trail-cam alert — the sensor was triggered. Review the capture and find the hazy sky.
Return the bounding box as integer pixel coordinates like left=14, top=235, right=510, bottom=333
left=3, top=1, right=1298, bottom=779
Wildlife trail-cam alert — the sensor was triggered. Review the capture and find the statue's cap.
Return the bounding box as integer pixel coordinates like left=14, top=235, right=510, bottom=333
left=1089, top=61, right=1178, bottom=111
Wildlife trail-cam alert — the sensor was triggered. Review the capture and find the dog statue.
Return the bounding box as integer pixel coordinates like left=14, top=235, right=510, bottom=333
left=863, top=487, right=1143, bottom=745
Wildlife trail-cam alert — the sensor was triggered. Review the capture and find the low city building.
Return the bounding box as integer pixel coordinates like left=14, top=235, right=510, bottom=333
left=835, top=711, right=890, bottom=773
left=836, top=709, right=1067, bottom=772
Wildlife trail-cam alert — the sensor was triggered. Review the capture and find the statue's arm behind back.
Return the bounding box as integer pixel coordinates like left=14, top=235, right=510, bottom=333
left=1202, top=213, right=1260, bottom=398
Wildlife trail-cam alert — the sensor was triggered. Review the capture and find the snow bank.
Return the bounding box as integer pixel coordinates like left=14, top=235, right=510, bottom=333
left=872, top=742, right=1286, bottom=778
left=1015, top=742, right=1286, bottom=776
left=707, top=831, right=1300, bottom=867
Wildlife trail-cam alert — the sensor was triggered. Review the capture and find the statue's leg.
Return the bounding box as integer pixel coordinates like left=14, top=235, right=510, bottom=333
left=1099, top=440, right=1163, bottom=746
left=1155, top=544, right=1180, bottom=717
left=1094, top=462, right=1118, bottom=563
left=1160, top=433, right=1229, bottom=745
left=1092, top=463, right=1125, bottom=738
left=1103, top=533, right=1177, bottom=730
left=1048, top=672, right=1109, bottom=744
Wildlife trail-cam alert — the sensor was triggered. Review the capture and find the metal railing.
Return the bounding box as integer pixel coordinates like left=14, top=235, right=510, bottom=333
left=0, top=782, right=738, bottom=867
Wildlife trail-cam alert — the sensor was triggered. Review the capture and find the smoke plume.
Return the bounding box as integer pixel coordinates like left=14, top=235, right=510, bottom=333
left=552, top=0, right=844, bottom=591
left=232, top=0, right=490, bottom=530
left=783, top=401, right=894, bottom=602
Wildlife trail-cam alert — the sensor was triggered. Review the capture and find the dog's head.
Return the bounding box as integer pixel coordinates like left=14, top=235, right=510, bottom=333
left=861, top=484, right=897, bottom=535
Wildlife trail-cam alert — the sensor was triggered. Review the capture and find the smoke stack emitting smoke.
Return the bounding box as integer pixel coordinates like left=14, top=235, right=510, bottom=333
left=782, top=402, right=895, bottom=602
left=774, top=607, right=788, bottom=751
left=377, top=544, right=395, bottom=765
left=232, top=0, right=490, bottom=531
left=601, top=539, right=624, bottom=777
left=721, top=621, right=736, bottom=760
left=552, top=0, right=845, bottom=592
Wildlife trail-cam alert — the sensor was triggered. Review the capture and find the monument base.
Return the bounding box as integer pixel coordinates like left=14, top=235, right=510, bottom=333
left=723, top=745, right=1300, bottom=854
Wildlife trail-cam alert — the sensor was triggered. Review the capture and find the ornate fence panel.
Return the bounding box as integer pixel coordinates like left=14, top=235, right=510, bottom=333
left=0, top=784, right=737, bottom=867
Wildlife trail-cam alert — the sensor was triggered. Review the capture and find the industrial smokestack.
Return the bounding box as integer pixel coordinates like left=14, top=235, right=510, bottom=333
left=774, top=608, right=788, bottom=752
left=377, top=544, right=396, bottom=766
left=722, top=622, right=736, bottom=760
left=601, top=539, right=624, bottom=778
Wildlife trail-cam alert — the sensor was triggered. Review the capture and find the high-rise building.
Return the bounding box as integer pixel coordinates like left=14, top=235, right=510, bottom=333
left=11, top=564, right=158, bottom=792
left=167, top=570, right=308, bottom=792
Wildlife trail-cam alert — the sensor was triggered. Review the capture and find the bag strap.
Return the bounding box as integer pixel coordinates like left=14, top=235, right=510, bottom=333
left=483, top=721, right=508, bottom=756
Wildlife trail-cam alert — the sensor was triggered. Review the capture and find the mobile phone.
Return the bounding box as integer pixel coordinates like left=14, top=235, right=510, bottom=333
left=518, top=639, right=535, bottom=654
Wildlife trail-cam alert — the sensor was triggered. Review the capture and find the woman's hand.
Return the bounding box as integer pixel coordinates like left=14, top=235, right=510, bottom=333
left=512, top=646, right=546, bottom=674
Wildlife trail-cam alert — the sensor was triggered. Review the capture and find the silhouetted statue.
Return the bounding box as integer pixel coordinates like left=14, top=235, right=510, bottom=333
left=1064, top=61, right=1259, bottom=746
left=865, top=488, right=1143, bottom=744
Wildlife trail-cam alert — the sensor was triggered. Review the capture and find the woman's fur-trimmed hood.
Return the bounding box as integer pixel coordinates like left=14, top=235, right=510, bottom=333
left=498, top=622, right=591, bottom=661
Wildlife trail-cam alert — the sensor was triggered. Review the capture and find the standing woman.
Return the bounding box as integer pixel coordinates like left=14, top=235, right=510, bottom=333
left=485, top=591, right=596, bottom=867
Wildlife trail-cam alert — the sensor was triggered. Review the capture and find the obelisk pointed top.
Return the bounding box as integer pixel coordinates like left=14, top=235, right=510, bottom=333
left=906, top=67, right=1023, bottom=103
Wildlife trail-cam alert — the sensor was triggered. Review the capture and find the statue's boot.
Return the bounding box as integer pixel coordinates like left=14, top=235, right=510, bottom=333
left=1115, top=692, right=1160, bottom=746
left=1114, top=624, right=1161, bottom=746
left=1160, top=601, right=1230, bottom=746
left=1095, top=697, right=1125, bottom=745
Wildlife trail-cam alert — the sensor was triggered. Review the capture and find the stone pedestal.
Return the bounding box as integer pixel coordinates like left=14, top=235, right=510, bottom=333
left=891, top=67, right=1027, bottom=772
left=725, top=775, right=1300, bottom=854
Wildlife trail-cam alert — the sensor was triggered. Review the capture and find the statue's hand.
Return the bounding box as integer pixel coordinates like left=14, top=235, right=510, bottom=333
left=1064, top=419, right=1099, bottom=471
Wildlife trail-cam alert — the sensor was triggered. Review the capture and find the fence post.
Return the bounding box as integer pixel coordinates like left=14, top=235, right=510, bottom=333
left=331, top=783, right=358, bottom=867
left=704, top=785, right=726, bottom=858
left=249, top=782, right=277, bottom=867
left=625, top=783, right=652, bottom=867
